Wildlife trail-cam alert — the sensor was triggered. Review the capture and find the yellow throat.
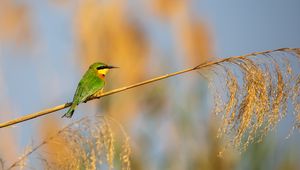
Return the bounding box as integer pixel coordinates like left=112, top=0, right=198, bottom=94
left=97, top=68, right=109, bottom=79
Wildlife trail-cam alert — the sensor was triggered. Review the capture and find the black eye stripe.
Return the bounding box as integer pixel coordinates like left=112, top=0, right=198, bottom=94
left=97, top=66, right=107, bottom=70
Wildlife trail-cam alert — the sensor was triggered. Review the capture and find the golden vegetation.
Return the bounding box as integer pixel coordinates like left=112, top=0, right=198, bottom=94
left=7, top=116, right=131, bottom=170
left=209, top=49, right=300, bottom=152
left=0, top=0, right=31, bottom=44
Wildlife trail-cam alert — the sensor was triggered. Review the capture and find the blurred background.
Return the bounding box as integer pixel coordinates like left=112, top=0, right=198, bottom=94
left=0, top=0, right=300, bottom=169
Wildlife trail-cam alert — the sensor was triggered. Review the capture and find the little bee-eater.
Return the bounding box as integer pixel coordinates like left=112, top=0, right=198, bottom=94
left=62, top=62, right=118, bottom=118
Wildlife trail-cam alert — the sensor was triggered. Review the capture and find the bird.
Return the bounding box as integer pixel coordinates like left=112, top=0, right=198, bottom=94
left=62, top=62, right=118, bottom=118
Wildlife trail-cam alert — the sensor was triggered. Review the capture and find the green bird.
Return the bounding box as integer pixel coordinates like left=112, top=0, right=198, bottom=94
left=62, top=62, right=118, bottom=118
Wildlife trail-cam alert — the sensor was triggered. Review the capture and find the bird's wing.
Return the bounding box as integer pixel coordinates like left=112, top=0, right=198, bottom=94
left=72, top=70, right=105, bottom=104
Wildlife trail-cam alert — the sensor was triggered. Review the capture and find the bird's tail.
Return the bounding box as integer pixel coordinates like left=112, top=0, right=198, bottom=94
left=62, top=104, right=77, bottom=118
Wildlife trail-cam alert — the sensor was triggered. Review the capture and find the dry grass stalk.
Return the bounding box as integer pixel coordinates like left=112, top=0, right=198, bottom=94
left=16, top=145, right=32, bottom=170
left=293, top=75, right=300, bottom=129
left=107, top=116, right=132, bottom=170
left=211, top=49, right=300, bottom=151
left=7, top=116, right=131, bottom=170
left=101, top=118, right=115, bottom=170
left=219, top=68, right=239, bottom=138
left=120, top=137, right=131, bottom=170
left=6, top=118, right=87, bottom=170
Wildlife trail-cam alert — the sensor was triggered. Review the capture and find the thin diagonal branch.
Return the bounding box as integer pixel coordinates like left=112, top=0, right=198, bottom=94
left=0, top=48, right=298, bottom=128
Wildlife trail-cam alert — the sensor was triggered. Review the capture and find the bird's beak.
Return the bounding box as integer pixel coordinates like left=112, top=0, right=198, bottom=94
left=107, top=65, right=119, bottom=69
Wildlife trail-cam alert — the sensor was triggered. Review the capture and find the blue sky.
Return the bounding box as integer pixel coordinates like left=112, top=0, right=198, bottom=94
left=198, top=0, right=300, bottom=57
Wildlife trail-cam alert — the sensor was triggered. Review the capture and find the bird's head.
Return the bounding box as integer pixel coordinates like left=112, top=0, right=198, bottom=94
left=90, top=62, right=118, bottom=79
